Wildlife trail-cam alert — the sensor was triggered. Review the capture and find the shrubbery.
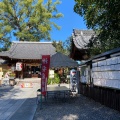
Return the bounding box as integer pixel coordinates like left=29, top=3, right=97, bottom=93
left=47, top=73, right=60, bottom=85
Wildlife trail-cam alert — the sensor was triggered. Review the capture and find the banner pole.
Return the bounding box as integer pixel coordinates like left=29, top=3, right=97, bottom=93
left=40, top=55, right=50, bottom=109
left=40, top=94, right=42, bottom=109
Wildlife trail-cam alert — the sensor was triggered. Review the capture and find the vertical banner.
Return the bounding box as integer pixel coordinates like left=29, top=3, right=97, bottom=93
left=41, top=55, right=50, bottom=96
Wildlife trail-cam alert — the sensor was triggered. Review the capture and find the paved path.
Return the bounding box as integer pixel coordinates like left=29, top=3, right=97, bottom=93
left=1, top=83, right=120, bottom=120
left=0, top=83, right=40, bottom=120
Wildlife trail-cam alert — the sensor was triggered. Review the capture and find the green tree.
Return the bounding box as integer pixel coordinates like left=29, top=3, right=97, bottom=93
left=0, top=0, right=63, bottom=50
left=52, top=36, right=72, bottom=56
left=0, top=39, right=11, bottom=51
left=52, top=40, right=64, bottom=53
left=63, top=36, right=72, bottom=56
left=74, top=0, right=120, bottom=54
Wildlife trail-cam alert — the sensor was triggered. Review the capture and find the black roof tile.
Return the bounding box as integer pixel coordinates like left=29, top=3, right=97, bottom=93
left=72, top=29, right=95, bottom=49
left=0, top=42, right=56, bottom=59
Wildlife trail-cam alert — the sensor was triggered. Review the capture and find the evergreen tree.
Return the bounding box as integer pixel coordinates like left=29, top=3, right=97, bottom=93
left=74, top=0, right=120, bottom=54
left=0, top=0, right=63, bottom=50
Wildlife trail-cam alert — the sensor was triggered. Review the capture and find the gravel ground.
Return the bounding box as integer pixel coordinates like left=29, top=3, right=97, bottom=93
left=33, top=94, right=120, bottom=120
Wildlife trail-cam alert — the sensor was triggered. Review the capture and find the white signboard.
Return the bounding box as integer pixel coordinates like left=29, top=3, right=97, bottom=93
left=16, top=62, right=22, bottom=71
left=49, top=70, right=54, bottom=78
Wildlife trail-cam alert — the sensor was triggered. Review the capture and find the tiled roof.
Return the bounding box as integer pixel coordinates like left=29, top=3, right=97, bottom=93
left=0, top=41, right=56, bottom=59
left=50, top=52, right=78, bottom=68
left=72, top=29, right=95, bottom=49
left=80, top=47, right=120, bottom=66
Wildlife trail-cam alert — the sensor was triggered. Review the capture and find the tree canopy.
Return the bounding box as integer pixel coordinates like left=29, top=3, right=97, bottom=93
left=74, top=0, right=120, bottom=55
left=63, top=36, right=72, bottom=56
left=52, top=40, right=64, bottom=53
left=52, top=36, right=72, bottom=56
left=0, top=0, right=63, bottom=50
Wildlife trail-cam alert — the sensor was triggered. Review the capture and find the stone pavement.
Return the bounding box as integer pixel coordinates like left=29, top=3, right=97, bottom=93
left=0, top=83, right=40, bottom=120
left=0, top=83, right=120, bottom=120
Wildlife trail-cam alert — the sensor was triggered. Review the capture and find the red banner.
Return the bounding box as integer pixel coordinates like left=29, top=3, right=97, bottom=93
left=41, top=55, right=50, bottom=96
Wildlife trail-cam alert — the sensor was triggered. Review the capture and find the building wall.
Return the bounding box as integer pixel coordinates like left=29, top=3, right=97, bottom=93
left=79, top=52, right=120, bottom=111
left=80, top=65, right=91, bottom=84
left=92, top=56, right=120, bottom=89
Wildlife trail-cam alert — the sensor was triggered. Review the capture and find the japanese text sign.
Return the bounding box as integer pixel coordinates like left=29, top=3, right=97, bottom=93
left=41, top=55, right=50, bottom=96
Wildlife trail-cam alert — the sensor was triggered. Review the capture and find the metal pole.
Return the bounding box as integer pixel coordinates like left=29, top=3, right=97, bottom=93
left=40, top=94, right=42, bottom=109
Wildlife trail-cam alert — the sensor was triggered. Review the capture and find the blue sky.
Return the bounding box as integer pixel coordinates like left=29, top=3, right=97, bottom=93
left=49, top=0, right=87, bottom=42
left=11, top=0, right=87, bottom=42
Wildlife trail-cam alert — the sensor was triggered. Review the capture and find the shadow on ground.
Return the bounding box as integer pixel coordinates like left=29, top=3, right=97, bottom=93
left=33, top=95, right=120, bottom=120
